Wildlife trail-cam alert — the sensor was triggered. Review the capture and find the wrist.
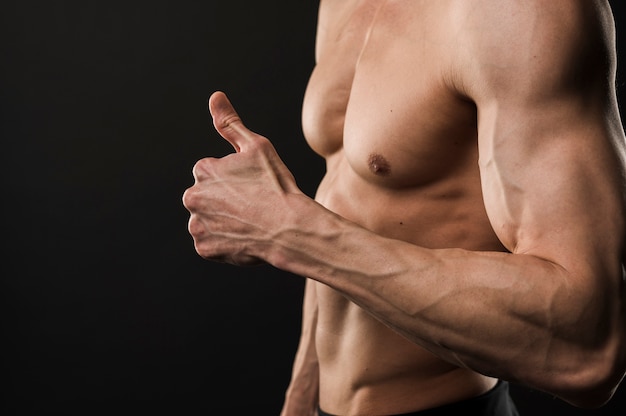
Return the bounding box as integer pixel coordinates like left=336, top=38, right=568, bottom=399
left=264, top=192, right=332, bottom=271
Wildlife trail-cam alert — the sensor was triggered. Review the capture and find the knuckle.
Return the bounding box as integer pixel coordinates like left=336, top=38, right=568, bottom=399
left=191, top=157, right=216, bottom=180
left=195, top=242, right=222, bottom=261
left=248, top=135, right=273, bottom=155
left=195, top=242, right=211, bottom=259
left=255, top=134, right=271, bottom=148
left=182, top=187, right=201, bottom=210
left=182, top=188, right=193, bottom=209
left=187, top=216, right=205, bottom=237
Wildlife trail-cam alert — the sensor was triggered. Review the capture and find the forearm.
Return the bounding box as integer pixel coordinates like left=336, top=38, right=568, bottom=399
left=267, top=194, right=625, bottom=406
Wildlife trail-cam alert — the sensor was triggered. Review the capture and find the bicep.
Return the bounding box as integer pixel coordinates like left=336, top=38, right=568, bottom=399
left=463, top=0, right=626, bottom=274
left=478, top=98, right=624, bottom=272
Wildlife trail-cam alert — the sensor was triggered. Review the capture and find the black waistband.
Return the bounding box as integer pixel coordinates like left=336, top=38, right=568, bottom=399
left=318, top=380, right=519, bottom=416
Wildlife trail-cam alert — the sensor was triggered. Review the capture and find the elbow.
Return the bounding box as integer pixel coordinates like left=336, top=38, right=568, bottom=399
left=562, top=381, right=621, bottom=409
left=554, top=269, right=626, bottom=408
left=556, top=335, right=626, bottom=408
left=560, top=373, right=624, bottom=409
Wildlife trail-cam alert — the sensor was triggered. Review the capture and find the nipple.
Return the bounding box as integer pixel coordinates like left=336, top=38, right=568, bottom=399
left=368, top=153, right=391, bottom=176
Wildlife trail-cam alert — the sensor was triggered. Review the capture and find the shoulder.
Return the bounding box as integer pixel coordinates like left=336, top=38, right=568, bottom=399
left=450, top=0, right=617, bottom=101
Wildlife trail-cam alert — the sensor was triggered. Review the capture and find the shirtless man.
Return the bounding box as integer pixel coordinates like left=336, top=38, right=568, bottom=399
left=183, top=0, right=626, bottom=415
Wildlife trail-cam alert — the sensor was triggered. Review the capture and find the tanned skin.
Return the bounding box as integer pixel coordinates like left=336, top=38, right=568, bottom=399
left=183, top=1, right=626, bottom=415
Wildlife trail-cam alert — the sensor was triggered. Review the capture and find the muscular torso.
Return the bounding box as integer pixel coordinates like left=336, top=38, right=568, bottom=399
left=302, top=0, right=506, bottom=413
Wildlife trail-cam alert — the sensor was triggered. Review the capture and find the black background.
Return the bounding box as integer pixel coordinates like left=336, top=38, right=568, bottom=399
left=2, top=1, right=625, bottom=414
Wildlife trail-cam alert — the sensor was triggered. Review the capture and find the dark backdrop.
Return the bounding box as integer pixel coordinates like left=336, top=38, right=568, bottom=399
left=1, top=1, right=625, bottom=414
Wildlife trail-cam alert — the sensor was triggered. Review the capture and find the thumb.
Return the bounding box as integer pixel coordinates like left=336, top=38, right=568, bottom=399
left=208, top=91, right=256, bottom=152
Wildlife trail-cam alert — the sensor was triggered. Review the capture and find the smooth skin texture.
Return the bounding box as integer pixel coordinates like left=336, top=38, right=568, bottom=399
left=183, top=0, right=626, bottom=415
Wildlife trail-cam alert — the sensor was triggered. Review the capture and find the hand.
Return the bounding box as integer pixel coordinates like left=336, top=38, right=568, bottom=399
left=182, top=91, right=302, bottom=265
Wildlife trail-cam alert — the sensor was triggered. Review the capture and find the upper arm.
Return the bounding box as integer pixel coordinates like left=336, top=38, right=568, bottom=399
left=459, top=0, right=626, bottom=281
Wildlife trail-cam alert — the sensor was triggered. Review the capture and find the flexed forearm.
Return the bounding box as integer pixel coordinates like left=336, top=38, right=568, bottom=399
left=265, top=192, right=625, bottom=408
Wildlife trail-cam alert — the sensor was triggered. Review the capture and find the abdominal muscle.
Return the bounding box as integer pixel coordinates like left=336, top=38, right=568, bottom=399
left=312, top=152, right=502, bottom=415
left=315, top=283, right=496, bottom=415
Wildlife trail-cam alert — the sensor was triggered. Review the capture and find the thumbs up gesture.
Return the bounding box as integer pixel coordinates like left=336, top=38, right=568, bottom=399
left=183, top=91, right=304, bottom=265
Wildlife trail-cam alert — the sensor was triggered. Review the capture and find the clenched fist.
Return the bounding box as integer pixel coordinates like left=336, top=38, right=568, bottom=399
left=182, top=91, right=303, bottom=265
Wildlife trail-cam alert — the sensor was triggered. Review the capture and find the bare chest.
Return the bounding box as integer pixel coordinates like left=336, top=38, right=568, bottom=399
left=302, top=0, right=478, bottom=188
